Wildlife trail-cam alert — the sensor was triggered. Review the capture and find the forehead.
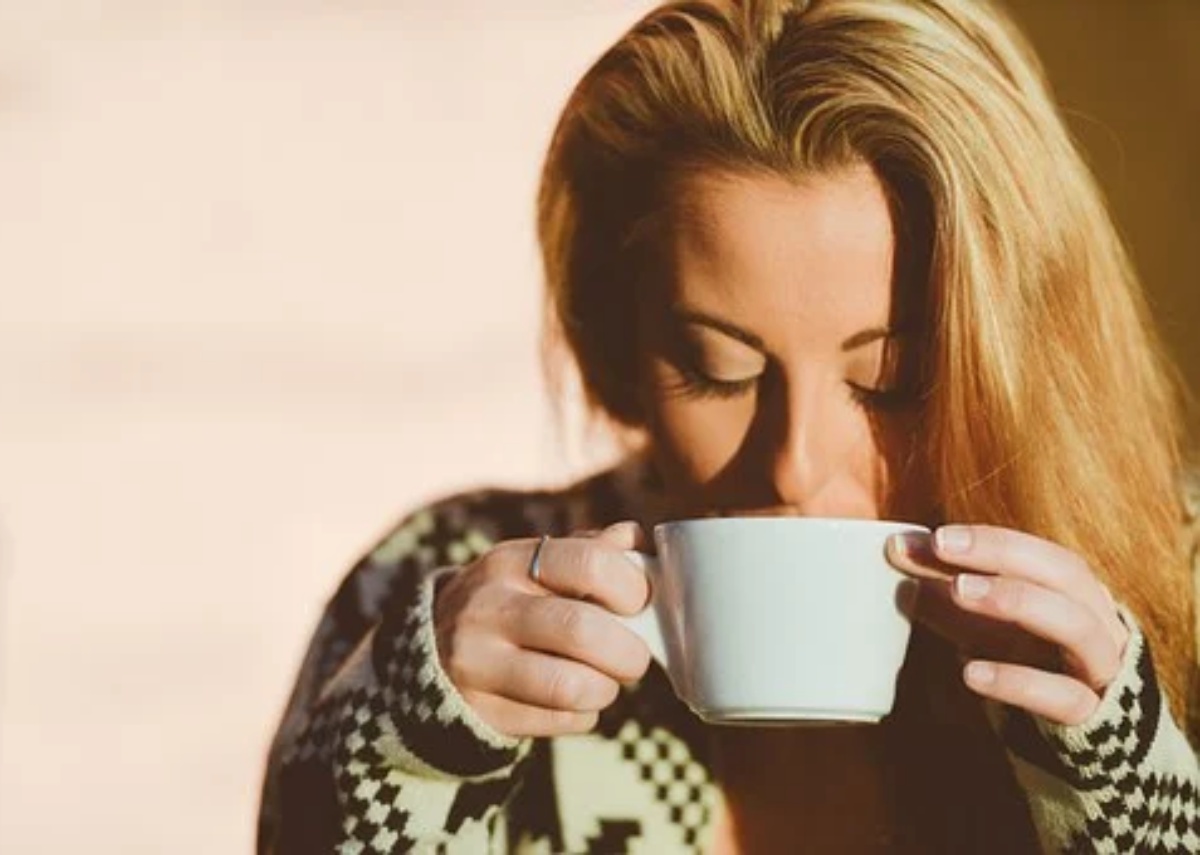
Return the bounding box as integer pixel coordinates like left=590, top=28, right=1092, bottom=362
left=665, top=165, right=898, bottom=333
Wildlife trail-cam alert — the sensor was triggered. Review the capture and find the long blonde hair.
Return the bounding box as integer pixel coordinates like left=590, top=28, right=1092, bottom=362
left=538, top=0, right=1193, bottom=720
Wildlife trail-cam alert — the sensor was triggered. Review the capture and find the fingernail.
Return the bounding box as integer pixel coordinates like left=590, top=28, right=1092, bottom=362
left=965, top=661, right=996, bottom=686
left=887, top=531, right=934, bottom=565
left=955, top=573, right=991, bottom=600
left=935, top=525, right=972, bottom=554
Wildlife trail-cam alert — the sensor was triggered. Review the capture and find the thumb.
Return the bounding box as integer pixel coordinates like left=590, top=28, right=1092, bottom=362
left=594, top=520, right=650, bottom=553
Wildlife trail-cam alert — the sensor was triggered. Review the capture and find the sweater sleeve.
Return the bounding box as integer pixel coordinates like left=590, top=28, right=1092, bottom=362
left=257, top=507, right=533, bottom=854
left=998, top=475, right=1200, bottom=853
left=1000, top=609, right=1199, bottom=853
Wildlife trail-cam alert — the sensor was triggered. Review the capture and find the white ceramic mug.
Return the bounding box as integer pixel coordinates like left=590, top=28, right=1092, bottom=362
left=620, top=517, right=926, bottom=725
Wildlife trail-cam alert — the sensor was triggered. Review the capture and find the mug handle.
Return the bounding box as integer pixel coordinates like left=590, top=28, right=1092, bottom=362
left=619, top=551, right=669, bottom=668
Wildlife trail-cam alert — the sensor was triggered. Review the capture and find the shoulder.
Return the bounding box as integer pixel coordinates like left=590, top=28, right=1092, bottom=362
left=324, top=462, right=639, bottom=628
left=366, top=464, right=634, bottom=565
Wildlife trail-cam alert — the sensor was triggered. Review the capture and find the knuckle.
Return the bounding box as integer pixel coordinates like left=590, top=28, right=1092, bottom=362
left=567, top=711, right=600, bottom=734
left=613, top=637, right=653, bottom=682
left=596, top=676, right=621, bottom=708
left=489, top=539, right=534, bottom=576
left=991, top=580, right=1026, bottom=615
left=590, top=672, right=619, bottom=706
left=544, top=708, right=594, bottom=734
left=553, top=601, right=592, bottom=648
left=492, top=588, right=528, bottom=625
left=1062, top=613, right=1095, bottom=651
left=576, top=545, right=607, bottom=594
left=1061, top=554, right=1092, bottom=588
left=972, top=525, right=1003, bottom=554
left=629, top=643, right=653, bottom=679
left=545, top=664, right=586, bottom=709
left=602, top=521, right=640, bottom=546
left=439, top=641, right=474, bottom=689
left=1094, top=646, right=1123, bottom=688
left=616, top=569, right=650, bottom=616
left=992, top=665, right=1022, bottom=698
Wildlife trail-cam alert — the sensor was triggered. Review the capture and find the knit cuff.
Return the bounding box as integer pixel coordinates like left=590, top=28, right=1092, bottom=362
left=1001, top=607, right=1162, bottom=791
left=372, top=566, right=530, bottom=779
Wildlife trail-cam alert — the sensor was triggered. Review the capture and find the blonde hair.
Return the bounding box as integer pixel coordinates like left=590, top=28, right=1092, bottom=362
left=538, top=0, right=1193, bottom=727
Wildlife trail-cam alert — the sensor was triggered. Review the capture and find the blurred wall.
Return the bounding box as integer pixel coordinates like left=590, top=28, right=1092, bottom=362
left=0, top=3, right=1194, bottom=854
left=0, top=5, right=649, bottom=854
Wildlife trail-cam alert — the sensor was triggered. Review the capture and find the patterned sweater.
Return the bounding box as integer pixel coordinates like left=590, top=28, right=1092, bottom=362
left=258, top=464, right=1200, bottom=853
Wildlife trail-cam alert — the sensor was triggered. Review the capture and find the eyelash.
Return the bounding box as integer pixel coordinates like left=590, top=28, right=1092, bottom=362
left=845, top=382, right=915, bottom=413
left=671, top=364, right=758, bottom=401
left=672, top=365, right=914, bottom=412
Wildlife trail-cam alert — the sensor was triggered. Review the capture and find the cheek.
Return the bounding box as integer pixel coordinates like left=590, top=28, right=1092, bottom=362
left=644, top=375, right=927, bottom=519
left=872, top=412, right=935, bottom=519
left=642, top=383, right=755, bottom=487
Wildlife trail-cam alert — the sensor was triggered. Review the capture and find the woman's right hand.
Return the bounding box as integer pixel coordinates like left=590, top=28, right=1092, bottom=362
left=432, top=522, right=654, bottom=738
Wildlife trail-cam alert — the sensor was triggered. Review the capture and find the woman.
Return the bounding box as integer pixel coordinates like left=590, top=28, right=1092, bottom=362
left=258, top=0, right=1200, bottom=851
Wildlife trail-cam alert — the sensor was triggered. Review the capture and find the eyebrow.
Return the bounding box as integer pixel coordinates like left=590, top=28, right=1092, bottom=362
left=840, top=327, right=897, bottom=352
left=674, top=308, right=765, bottom=350
left=673, top=307, right=901, bottom=353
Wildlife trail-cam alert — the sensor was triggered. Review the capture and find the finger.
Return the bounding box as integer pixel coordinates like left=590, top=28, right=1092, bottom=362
left=513, top=535, right=650, bottom=616
left=463, top=692, right=599, bottom=738
left=908, top=579, right=1060, bottom=669
left=962, top=660, right=1100, bottom=726
left=930, top=525, right=1121, bottom=639
left=494, top=650, right=621, bottom=712
left=511, top=595, right=653, bottom=684
left=593, top=520, right=650, bottom=552
left=886, top=533, right=958, bottom=581
left=439, top=630, right=621, bottom=712
left=951, top=574, right=1122, bottom=690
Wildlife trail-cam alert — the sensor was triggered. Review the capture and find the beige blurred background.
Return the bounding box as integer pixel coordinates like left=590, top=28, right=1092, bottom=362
left=0, top=3, right=1195, bottom=853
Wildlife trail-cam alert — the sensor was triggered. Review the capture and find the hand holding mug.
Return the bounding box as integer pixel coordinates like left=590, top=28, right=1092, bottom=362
left=887, top=525, right=1129, bottom=725
left=432, top=523, right=652, bottom=738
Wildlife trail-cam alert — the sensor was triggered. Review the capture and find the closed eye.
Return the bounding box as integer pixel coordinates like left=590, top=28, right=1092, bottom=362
left=846, top=381, right=917, bottom=412
left=668, top=363, right=759, bottom=401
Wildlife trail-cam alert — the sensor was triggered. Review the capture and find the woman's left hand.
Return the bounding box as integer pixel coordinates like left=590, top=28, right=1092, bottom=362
left=886, top=525, right=1130, bottom=726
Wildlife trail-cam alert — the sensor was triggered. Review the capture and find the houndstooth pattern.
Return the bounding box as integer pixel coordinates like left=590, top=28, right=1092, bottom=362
left=333, top=689, right=412, bottom=853
left=1053, top=644, right=1200, bottom=853
left=1005, top=626, right=1200, bottom=854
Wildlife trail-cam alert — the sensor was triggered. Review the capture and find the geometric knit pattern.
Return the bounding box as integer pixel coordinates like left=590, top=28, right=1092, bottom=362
left=1004, top=622, right=1200, bottom=854
left=258, top=463, right=1200, bottom=854
left=372, top=566, right=527, bottom=779
left=613, top=720, right=717, bottom=850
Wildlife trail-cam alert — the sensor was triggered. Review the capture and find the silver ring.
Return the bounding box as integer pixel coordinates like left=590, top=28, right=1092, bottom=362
left=528, top=535, right=550, bottom=585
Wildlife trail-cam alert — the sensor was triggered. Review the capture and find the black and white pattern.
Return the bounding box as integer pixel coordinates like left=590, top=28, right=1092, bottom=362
left=260, top=464, right=1200, bottom=854
left=616, top=721, right=715, bottom=850
left=1006, top=618, right=1200, bottom=853
left=373, top=567, right=526, bottom=779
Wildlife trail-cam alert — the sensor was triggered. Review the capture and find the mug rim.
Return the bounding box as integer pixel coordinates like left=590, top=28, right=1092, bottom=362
left=653, top=517, right=929, bottom=534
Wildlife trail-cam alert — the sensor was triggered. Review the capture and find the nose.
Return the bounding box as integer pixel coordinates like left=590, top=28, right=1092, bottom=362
left=764, top=376, right=859, bottom=517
